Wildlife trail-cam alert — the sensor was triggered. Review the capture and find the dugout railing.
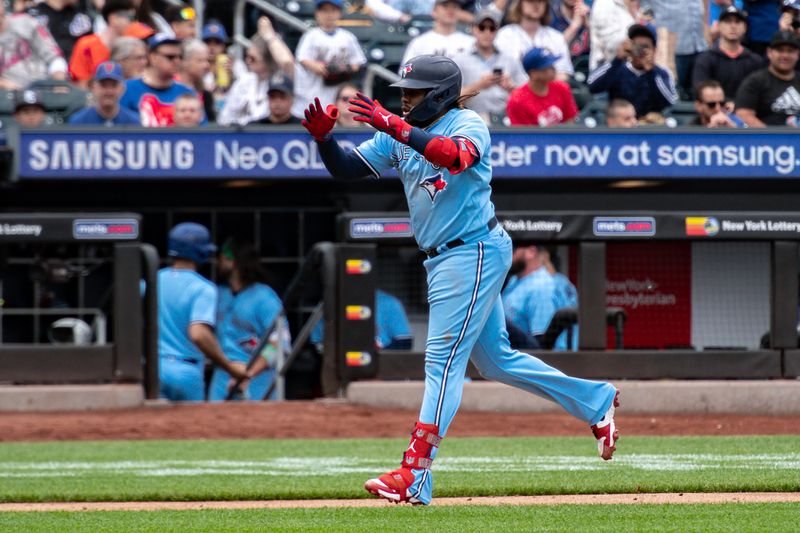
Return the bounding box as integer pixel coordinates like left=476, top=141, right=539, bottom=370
left=0, top=213, right=162, bottom=397
left=338, top=211, right=800, bottom=381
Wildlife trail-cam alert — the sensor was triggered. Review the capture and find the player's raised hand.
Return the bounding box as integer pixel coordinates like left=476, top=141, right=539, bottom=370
left=348, top=92, right=411, bottom=142
left=301, top=97, right=339, bottom=141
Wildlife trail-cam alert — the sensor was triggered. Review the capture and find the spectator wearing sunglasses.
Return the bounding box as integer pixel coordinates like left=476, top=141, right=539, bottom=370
left=119, top=33, right=196, bottom=126
left=454, top=9, right=528, bottom=121
left=165, top=4, right=197, bottom=41
left=69, top=0, right=136, bottom=88
left=691, top=80, right=745, bottom=127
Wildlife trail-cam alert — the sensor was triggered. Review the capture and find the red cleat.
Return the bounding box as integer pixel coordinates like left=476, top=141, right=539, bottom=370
left=591, top=389, right=620, bottom=460
left=364, top=467, right=422, bottom=504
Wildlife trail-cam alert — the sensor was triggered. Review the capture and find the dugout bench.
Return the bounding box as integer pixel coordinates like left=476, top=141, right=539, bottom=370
left=337, top=211, right=800, bottom=381
left=0, top=213, right=162, bottom=398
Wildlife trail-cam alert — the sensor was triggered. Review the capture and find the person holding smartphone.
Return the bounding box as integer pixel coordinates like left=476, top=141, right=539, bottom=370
left=587, top=23, right=678, bottom=117
left=453, top=9, right=528, bottom=122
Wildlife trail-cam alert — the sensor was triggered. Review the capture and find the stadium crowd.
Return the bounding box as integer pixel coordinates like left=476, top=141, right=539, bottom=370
left=1, top=0, right=798, bottom=129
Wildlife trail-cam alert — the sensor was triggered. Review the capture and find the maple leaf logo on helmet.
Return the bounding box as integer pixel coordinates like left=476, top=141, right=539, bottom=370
left=400, top=63, right=413, bottom=78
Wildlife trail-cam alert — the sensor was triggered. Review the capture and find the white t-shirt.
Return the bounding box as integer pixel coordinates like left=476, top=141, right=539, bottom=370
left=400, top=30, right=476, bottom=67
left=217, top=72, right=269, bottom=126
left=494, top=24, right=574, bottom=76
left=292, top=27, right=367, bottom=117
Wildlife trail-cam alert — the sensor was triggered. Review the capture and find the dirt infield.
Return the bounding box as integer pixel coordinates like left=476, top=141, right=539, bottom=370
left=2, top=400, right=800, bottom=441
left=1, top=493, right=799, bottom=512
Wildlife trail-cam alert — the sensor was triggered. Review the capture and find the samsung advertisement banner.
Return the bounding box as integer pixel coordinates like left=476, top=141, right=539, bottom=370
left=14, top=129, right=800, bottom=180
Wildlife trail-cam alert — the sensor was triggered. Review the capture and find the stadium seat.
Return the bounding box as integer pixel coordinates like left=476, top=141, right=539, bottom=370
left=568, top=77, right=592, bottom=110
left=0, top=89, right=15, bottom=115
left=576, top=99, right=607, bottom=127
left=28, top=79, right=89, bottom=120
left=664, top=101, right=698, bottom=125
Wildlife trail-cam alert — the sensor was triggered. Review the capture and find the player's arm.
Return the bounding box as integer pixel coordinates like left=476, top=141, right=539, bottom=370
left=301, top=98, right=373, bottom=180
left=188, top=323, right=247, bottom=380
left=348, top=93, right=479, bottom=175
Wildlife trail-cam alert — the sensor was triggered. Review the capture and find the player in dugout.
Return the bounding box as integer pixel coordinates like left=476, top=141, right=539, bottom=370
left=301, top=54, right=620, bottom=505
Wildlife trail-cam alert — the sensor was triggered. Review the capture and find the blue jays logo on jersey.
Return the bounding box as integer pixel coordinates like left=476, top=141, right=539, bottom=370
left=420, top=172, right=447, bottom=202
left=400, top=63, right=413, bottom=78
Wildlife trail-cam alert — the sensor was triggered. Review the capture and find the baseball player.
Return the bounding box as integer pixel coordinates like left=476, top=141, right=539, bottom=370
left=157, top=223, right=247, bottom=401
left=301, top=54, right=620, bottom=505
left=208, top=242, right=287, bottom=401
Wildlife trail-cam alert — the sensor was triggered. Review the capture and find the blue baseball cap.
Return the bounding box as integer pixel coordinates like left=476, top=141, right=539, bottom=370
left=148, top=33, right=182, bottom=51
left=521, top=47, right=560, bottom=71
left=94, top=61, right=124, bottom=82
left=201, top=20, right=230, bottom=43
left=316, top=0, right=342, bottom=8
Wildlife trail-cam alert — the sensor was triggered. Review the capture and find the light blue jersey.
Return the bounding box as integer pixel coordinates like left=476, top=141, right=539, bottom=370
left=345, top=107, right=616, bottom=506
left=502, top=268, right=558, bottom=337
left=355, top=109, right=495, bottom=251
left=209, top=283, right=283, bottom=401
left=375, top=290, right=413, bottom=349
left=157, top=267, right=217, bottom=401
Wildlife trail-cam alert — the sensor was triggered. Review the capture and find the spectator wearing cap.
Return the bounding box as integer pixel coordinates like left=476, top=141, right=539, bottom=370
left=176, top=39, right=216, bottom=122
left=201, top=20, right=234, bottom=97
left=172, top=93, right=204, bottom=127
left=220, top=17, right=295, bottom=125
left=26, top=0, right=92, bottom=61
left=691, top=79, right=746, bottom=126
left=588, top=0, right=636, bottom=71
left=69, top=0, right=135, bottom=88
left=693, top=6, right=765, bottom=99
left=292, top=0, right=365, bottom=118
left=165, top=4, right=196, bottom=41
left=588, top=23, right=678, bottom=117
left=495, top=0, right=574, bottom=80
left=454, top=9, right=529, bottom=122
left=251, top=75, right=302, bottom=125
left=506, top=47, right=578, bottom=125
left=68, top=61, right=140, bottom=125
left=119, top=33, right=195, bottom=126
left=735, top=30, right=800, bottom=125
left=110, top=36, right=148, bottom=79
left=605, top=98, right=638, bottom=127
left=743, top=0, right=782, bottom=56
left=12, top=89, right=46, bottom=127
left=0, top=1, right=67, bottom=90
left=640, top=0, right=709, bottom=99
left=400, top=0, right=475, bottom=67
left=549, top=0, right=591, bottom=61
left=779, top=0, right=800, bottom=38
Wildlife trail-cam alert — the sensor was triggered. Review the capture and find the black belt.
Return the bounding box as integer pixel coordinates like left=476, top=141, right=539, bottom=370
left=423, top=217, right=499, bottom=259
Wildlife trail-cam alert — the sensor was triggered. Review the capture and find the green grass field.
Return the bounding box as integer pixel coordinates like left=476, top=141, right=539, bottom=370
left=1, top=435, right=798, bottom=531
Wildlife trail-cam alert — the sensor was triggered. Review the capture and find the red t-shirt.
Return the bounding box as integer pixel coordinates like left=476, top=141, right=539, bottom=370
left=506, top=81, right=578, bottom=126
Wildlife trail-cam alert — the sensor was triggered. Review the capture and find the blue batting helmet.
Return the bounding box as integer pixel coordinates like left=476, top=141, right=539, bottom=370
left=168, top=223, right=216, bottom=265
left=391, top=55, right=462, bottom=124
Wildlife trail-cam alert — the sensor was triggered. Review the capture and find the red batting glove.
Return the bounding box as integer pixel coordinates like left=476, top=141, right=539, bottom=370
left=348, top=92, right=411, bottom=143
left=301, top=97, right=339, bottom=141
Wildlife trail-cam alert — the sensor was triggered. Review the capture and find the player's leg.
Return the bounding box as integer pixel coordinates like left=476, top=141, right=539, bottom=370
left=365, top=234, right=509, bottom=504
left=471, top=295, right=616, bottom=424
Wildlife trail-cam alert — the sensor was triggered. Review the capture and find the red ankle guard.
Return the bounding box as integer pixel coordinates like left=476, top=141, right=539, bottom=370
left=401, top=422, right=442, bottom=470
